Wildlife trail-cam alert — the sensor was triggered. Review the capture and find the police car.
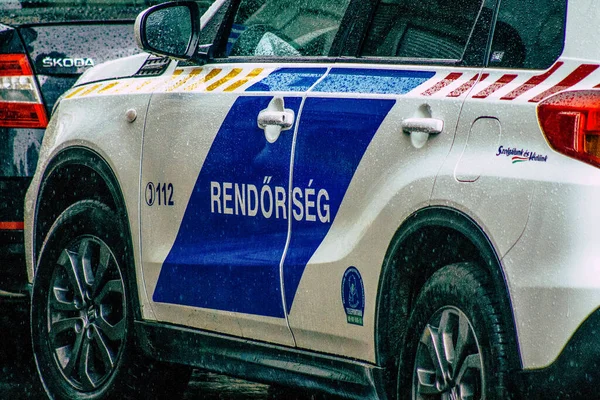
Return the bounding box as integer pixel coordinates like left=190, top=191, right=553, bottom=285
left=23, top=0, right=599, bottom=398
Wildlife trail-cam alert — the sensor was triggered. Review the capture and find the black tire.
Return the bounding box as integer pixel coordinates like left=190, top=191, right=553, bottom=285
left=398, top=262, right=511, bottom=400
left=31, top=200, right=191, bottom=400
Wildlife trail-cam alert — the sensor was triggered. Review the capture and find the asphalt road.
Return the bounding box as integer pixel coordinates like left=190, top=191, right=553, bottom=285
left=0, top=303, right=339, bottom=400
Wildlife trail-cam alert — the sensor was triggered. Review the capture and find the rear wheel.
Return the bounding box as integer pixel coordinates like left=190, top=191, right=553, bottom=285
left=398, top=263, right=511, bottom=400
left=31, top=200, right=190, bottom=399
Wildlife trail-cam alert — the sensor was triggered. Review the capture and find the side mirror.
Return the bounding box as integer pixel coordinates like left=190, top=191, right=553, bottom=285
left=135, top=1, right=201, bottom=60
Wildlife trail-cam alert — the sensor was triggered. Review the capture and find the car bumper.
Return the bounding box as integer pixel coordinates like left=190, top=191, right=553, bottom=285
left=0, top=230, right=31, bottom=299
left=0, top=127, right=42, bottom=299
left=513, top=307, right=600, bottom=399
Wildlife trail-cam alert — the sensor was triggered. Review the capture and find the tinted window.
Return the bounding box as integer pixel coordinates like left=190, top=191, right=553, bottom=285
left=226, top=0, right=351, bottom=57
left=489, top=0, right=566, bottom=69
left=361, top=0, right=484, bottom=60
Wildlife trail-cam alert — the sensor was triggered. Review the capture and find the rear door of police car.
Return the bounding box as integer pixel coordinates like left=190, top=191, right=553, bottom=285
left=282, top=0, right=497, bottom=362
left=140, top=0, right=358, bottom=346
left=432, top=0, right=572, bottom=371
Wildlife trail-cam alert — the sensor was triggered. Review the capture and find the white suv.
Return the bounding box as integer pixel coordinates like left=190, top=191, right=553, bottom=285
left=24, top=0, right=595, bottom=398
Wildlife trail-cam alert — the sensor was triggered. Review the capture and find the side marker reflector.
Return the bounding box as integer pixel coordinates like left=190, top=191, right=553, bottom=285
left=0, top=222, right=24, bottom=230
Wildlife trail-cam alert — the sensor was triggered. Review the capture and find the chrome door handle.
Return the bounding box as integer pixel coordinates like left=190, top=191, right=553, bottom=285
left=401, top=117, right=444, bottom=149
left=257, top=110, right=295, bottom=130
left=401, top=117, right=444, bottom=135
left=257, top=97, right=295, bottom=143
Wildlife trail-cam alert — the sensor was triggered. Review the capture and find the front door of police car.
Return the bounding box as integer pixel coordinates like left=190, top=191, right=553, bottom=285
left=140, top=0, right=353, bottom=346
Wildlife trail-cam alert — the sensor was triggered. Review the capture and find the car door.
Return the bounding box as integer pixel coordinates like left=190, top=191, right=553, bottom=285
left=283, top=0, right=497, bottom=362
left=140, top=0, right=355, bottom=346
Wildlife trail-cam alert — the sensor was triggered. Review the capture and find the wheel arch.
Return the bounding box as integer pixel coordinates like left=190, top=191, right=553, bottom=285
left=33, top=146, right=142, bottom=320
left=374, top=206, right=521, bottom=393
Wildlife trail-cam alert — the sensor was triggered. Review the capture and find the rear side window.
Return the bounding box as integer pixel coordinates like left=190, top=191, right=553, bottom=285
left=226, top=0, right=351, bottom=57
left=489, top=0, right=566, bottom=69
left=361, top=0, right=485, bottom=61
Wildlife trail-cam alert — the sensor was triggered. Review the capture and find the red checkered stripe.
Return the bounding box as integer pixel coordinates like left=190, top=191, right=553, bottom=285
left=414, top=61, right=600, bottom=102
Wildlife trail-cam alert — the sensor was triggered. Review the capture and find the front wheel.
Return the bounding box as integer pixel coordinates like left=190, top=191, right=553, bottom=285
left=31, top=200, right=190, bottom=399
left=398, top=263, right=511, bottom=400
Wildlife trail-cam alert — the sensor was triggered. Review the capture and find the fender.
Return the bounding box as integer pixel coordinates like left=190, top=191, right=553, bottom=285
left=33, top=146, right=143, bottom=320
left=374, top=206, right=521, bottom=391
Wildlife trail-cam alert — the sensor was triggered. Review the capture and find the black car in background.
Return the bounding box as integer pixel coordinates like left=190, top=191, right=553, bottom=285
left=0, top=0, right=169, bottom=300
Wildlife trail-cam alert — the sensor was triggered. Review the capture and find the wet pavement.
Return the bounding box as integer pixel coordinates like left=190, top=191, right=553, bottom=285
left=0, top=302, right=340, bottom=400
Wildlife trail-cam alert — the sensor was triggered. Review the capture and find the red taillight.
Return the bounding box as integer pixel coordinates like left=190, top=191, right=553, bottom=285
left=0, top=54, right=34, bottom=76
left=538, top=90, right=600, bottom=168
left=0, top=222, right=24, bottom=230
left=0, top=53, right=48, bottom=128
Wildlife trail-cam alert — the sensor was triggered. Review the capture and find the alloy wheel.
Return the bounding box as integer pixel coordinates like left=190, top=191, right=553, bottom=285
left=412, top=306, right=484, bottom=400
left=47, top=236, right=126, bottom=391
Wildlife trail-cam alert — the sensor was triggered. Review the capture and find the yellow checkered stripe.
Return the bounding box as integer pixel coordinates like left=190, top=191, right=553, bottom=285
left=64, top=67, right=271, bottom=99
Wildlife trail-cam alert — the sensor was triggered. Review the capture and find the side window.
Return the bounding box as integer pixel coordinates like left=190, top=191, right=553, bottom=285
left=225, top=0, right=351, bottom=57
left=489, top=0, right=566, bottom=69
left=361, top=0, right=485, bottom=61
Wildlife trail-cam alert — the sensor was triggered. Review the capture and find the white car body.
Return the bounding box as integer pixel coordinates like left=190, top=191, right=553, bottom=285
left=25, top=0, right=600, bottom=398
